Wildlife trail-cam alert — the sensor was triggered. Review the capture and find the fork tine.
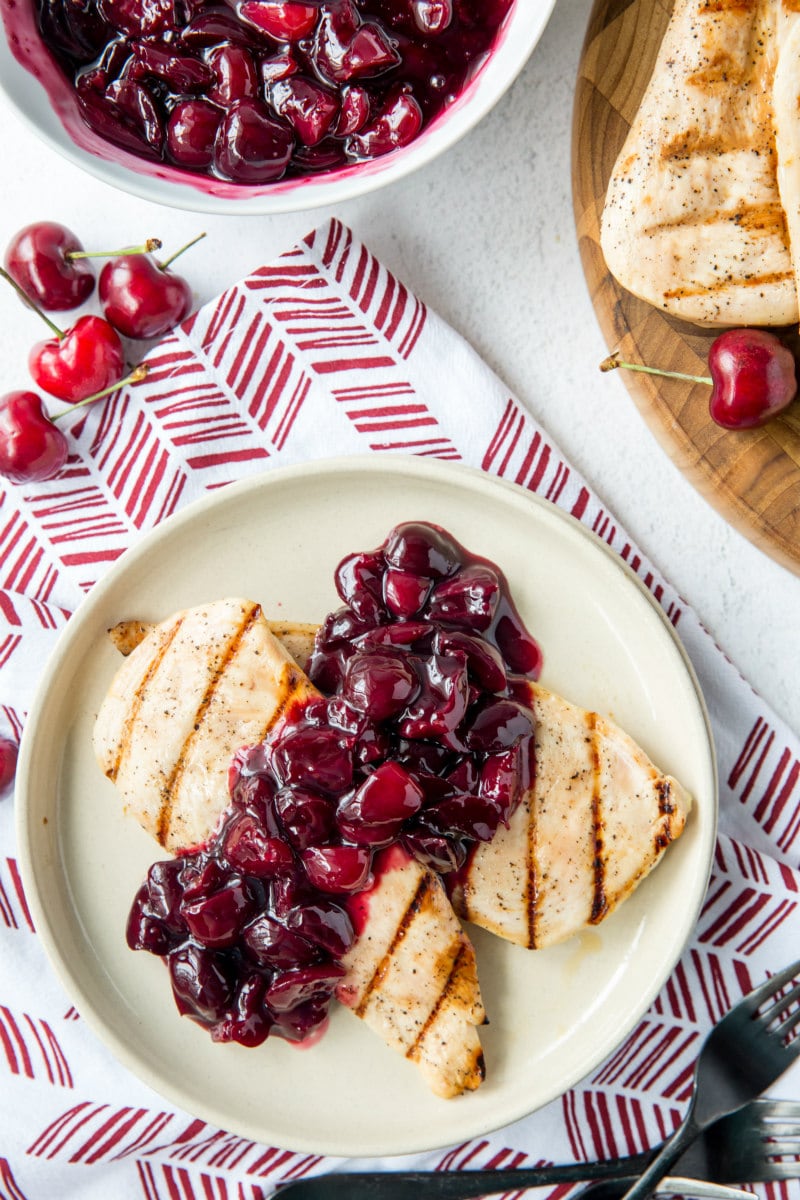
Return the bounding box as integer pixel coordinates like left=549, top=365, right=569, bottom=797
left=755, top=1100, right=800, bottom=1120
left=757, top=979, right=800, bottom=1025
left=749, top=961, right=800, bottom=1019
left=772, top=995, right=800, bottom=1043
left=763, top=1135, right=800, bottom=1153
left=744, top=1163, right=800, bottom=1182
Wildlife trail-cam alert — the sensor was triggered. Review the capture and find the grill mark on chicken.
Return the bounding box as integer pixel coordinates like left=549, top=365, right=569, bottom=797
left=660, top=127, right=772, bottom=158
left=156, top=602, right=261, bottom=844
left=644, top=205, right=788, bottom=238
left=655, top=778, right=679, bottom=852
left=254, top=664, right=315, bottom=744
left=526, top=792, right=538, bottom=950
left=354, top=873, right=432, bottom=1019
left=406, top=941, right=480, bottom=1067
left=107, top=614, right=186, bottom=784
left=589, top=713, right=609, bottom=926
left=701, top=1, right=759, bottom=11
left=664, top=268, right=794, bottom=299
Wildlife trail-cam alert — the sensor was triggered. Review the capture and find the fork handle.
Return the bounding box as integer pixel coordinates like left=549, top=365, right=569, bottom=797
left=617, top=1113, right=703, bottom=1200
left=276, top=1156, right=655, bottom=1199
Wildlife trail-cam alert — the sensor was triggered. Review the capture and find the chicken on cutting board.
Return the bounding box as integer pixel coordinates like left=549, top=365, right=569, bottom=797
left=93, top=599, right=486, bottom=1099
left=600, top=0, right=800, bottom=326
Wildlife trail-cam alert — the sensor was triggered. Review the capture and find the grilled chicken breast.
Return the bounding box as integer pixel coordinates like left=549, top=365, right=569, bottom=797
left=773, top=10, right=800, bottom=307
left=93, top=598, right=318, bottom=853
left=447, top=683, right=691, bottom=949
left=93, top=600, right=486, bottom=1098
left=339, top=848, right=485, bottom=1099
left=600, top=0, right=798, bottom=326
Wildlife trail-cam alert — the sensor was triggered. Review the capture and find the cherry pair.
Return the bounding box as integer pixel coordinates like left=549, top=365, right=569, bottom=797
left=602, top=328, right=798, bottom=431
left=4, top=221, right=202, bottom=337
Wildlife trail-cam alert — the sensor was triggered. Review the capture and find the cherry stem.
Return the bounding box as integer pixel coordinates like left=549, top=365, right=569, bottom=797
left=67, top=238, right=162, bottom=261
left=0, top=266, right=63, bottom=339
left=600, top=351, right=711, bottom=387
left=51, top=364, right=149, bottom=421
left=158, top=231, right=207, bottom=272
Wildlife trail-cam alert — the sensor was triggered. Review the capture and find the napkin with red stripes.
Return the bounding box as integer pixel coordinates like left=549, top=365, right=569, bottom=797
left=1, top=219, right=799, bottom=1200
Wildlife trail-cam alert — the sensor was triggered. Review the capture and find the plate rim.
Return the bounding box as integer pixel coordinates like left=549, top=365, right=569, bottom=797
left=15, top=454, right=718, bottom=1155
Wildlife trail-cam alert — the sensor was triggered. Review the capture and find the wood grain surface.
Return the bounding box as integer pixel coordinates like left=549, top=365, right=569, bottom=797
left=572, top=0, right=800, bottom=575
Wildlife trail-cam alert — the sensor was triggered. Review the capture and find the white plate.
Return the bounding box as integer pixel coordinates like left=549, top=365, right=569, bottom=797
left=16, top=456, right=717, bottom=1157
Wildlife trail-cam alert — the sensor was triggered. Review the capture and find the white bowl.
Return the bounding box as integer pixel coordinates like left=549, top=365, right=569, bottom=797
left=0, top=1, right=556, bottom=214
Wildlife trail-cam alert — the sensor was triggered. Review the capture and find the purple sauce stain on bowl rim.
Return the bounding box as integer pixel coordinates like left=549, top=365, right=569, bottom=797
left=0, top=0, right=525, bottom=203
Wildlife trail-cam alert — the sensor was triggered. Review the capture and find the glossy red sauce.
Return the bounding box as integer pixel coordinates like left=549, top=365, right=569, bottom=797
left=26, top=0, right=514, bottom=185
left=127, top=521, right=540, bottom=1047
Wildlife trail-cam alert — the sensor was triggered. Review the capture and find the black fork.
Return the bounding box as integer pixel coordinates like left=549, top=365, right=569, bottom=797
left=274, top=1097, right=800, bottom=1199
left=617, top=958, right=800, bottom=1200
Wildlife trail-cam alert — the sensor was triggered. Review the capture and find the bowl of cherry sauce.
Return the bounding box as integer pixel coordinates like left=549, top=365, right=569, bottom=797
left=0, top=0, right=555, bottom=213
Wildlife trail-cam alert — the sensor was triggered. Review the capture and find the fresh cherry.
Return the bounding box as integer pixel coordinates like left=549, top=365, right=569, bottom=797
left=30, top=315, right=125, bottom=402
left=0, top=366, right=147, bottom=485
left=707, top=329, right=797, bottom=430
left=601, top=328, right=798, bottom=431
left=99, top=232, right=205, bottom=339
left=0, top=736, right=19, bottom=794
left=4, top=222, right=95, bottom=311
left=0, top=391, right=69, bottom=483
left=1, top=263, right=126, bottom=402
left=4, top=225, right=162, bottom=312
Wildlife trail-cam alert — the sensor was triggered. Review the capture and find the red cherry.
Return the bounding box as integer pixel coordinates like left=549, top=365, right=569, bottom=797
left=0, top=736, right=19, bottom=794
left=347, top=93, right=422, bottom=158
left=601, top=329, right=798, bottom=432
left=412, top=0, right=452, bottom=33
left=29, top=315, right=125, bottom=402
left=99, top=238, right=202, bottom=339
left=237, top=2, right=319, bottom=40
left=0, top=391, right=69, bottom=483
left=4, top=222, right=95, bottom=311
left=707, top=329, right=797, bottom=430
left=213, top=100, right=295, bottom=184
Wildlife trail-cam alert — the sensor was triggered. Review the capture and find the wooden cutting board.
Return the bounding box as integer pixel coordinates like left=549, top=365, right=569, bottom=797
left=572, top=0, right=800, bottom=576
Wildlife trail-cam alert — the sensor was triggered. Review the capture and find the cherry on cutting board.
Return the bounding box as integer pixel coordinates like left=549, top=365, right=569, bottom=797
left=0, top=391, right=69, bottom=483
left=99, top=232, right=205, bottom=339
left=707, top=329, right=797, bottom=429
left=0, top=736, right=18, bottom=795
left=4, top=222, right=95, bottom=311
left=600, top=328, right=798, bottom=431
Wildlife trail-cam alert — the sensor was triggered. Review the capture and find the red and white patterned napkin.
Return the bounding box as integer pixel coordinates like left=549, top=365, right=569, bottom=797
left=1, top=219, right=799, bottom=1200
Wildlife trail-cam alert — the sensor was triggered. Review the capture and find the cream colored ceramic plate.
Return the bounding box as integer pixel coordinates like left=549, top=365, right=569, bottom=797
left=16, top=456, right=717, bottom=1157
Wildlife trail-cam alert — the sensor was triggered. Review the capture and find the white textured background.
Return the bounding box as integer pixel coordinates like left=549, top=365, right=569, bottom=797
left=1, top=0, right=798, bottom=736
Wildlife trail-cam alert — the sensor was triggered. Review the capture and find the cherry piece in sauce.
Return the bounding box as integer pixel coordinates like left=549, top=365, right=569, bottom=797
left=36, top=0, right=515, bottom=184
left=213, top=99, right=296, bottom=183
